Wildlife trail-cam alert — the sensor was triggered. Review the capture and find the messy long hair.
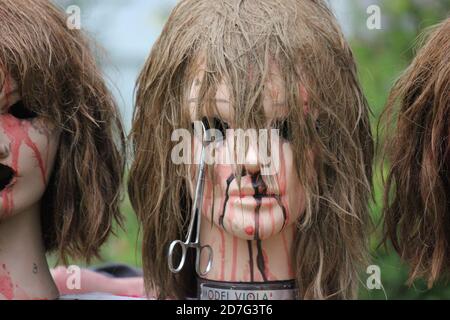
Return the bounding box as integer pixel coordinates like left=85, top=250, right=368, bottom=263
left=0, top=0, right=126, bottom=261
left=130, top=0, right=373, bottom=299
left=381, top=18, right=450, bottom=287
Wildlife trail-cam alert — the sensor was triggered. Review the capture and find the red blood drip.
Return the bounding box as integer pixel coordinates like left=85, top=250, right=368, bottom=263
left=281, top=232, right=294, bottom=277
left=230, top=236, right=238, bottom=281
left=269, top=202, right=275, bottom=237
left=1, top=190, right=14, bottom=217
left=0, top=264, right=14, bottom=300
left=1, top=115, right=47, bottom=185
left=278, top=146, right=290, bottom=224
left=0, top=77, right=48, bottom=217
left=0, top=114, right=48, bottom=217
left=218, top=228, right=225, bottom=281
left=261, top=247, right=278, bottom=281
left=1, top=78, right=13, bottom=217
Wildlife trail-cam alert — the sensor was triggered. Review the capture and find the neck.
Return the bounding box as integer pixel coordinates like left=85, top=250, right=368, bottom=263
left=0, top=204, right=58, bottom=300
left=200, top=222, right=295, bottom=282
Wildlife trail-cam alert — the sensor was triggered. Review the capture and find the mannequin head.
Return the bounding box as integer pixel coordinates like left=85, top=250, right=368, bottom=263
left=130, top=0, right=373, bottom=299
left=0, top=0, right=126, bottom=261
left=382, top=18, right=450, bottom=287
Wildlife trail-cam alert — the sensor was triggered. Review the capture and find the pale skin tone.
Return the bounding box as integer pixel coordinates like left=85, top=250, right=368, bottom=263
left=187, top=62, right=310, bottom=282
left=0, top=75, right=60, bottom=300
left=0, top=75, right=145, bottom=300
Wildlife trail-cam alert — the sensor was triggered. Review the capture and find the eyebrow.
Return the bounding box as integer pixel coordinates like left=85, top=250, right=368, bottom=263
left=187, top=98, right=229, bottom=104
left=187, top=98, right=286, bottom=107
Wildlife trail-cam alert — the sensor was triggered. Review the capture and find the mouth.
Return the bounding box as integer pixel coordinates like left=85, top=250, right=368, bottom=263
left=0, top=164, right=16, bottom=191
left=229, top=188, right=280, bottom=198
left=230, top=195, right=279, bottom=207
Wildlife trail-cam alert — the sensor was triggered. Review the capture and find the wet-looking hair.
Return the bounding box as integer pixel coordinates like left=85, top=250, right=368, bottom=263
left=130, top=0, right=373, bottom=299
left=0, top=0, right=126, bottom=262
left=381, top=18, right=450, bottom=287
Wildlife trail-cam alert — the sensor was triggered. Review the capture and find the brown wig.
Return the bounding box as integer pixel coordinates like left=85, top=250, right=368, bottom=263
left=129, top=0, right=373, bottom=299
left=0, top=0, right=126, bottom=262
left=382, top=18, right=450, bottom=287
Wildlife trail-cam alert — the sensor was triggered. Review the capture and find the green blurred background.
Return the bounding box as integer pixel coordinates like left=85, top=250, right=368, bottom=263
left=51, top=0, right=450, bottom=299
left=350, top=0, right=449, bottom=299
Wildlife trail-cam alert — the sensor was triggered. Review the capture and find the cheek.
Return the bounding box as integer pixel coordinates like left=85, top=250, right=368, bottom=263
left=18, top=120, right=59, bottom=182
left=201, top=149, right=235, bottom=222
left=189, top=134, right=233, bottom=210
left=281, top=143, right=308, bottom=223
left=0, top=116, right=59, bottom=217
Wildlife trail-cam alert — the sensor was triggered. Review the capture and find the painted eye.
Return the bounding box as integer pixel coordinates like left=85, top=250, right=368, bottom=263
left=275, top=119, right=291, bottom=141
left=212, top=117, right=229, bottom=137
left=8, top=101, right=38, bottom=120
left=197, top=117, right=229, bottom=140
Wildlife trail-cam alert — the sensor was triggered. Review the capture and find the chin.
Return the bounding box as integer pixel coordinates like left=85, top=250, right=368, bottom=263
left=220, top=211, right=286, bottom=241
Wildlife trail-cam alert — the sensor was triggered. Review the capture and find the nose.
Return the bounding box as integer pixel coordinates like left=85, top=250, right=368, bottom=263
left=243, top=136, right=261, bottom=175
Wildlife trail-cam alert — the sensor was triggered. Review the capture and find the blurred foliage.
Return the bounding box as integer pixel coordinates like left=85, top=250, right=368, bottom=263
left=49, top=0, right=450, bottom=300
left=350, top=0, right=450, bottom=299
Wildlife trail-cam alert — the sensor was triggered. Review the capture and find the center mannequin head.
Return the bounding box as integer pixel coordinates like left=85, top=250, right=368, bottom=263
left=130, top=0, right=374, bottom=299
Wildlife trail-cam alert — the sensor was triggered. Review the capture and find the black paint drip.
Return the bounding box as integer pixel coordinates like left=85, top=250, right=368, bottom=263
left=247, top=240, right=254, bottom=281
left=218, top=171, right=288, bottom=282
left=251, top=174, right=268, bottom=281
left=256, top=240, right=267, bottom=281
left=219, top=174, right=234, bottom=230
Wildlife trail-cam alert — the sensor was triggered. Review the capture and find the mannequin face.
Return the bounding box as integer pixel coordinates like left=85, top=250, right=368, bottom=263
left=0, top=75, right=60, bottom=218
left=186, top=63, right=309, bottom=241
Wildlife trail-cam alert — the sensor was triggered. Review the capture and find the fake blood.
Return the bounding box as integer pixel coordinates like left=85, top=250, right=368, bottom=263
left=1, top=115, right=47, bottom=185
left=251, top=174, right=268, bottom=282
left=230, top=236, right=238, bottom=281
left=0, top=264, right=14, bottom=300
left=282, top=232, right=294, bottom=277
left=0, top=78, right=47, bottom=216
left=219, top=174, right=234, bottom=230
left=275, top=145, right=289, bottom=226
left=218, top=228, right=225, bottom=281
left=0, top=115, right=47, bottom=216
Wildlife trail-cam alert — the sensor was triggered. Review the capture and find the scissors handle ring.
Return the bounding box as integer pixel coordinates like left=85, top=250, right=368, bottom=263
left=196, top=244, right=213, bottom=277
left=168, top=240, right=187, bottom=274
